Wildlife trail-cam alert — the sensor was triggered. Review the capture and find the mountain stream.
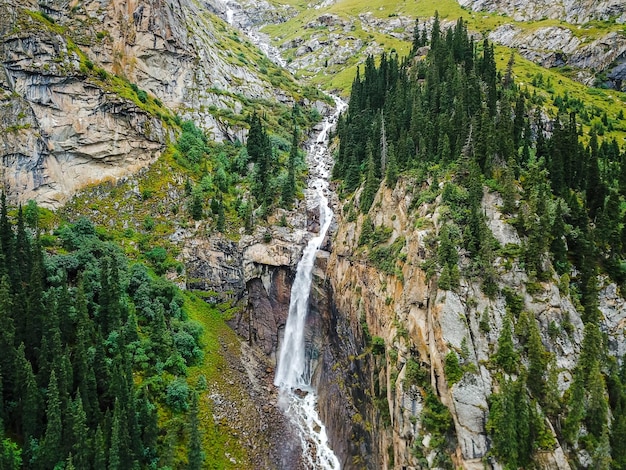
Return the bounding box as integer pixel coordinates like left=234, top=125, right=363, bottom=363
left=223, top=6, right=346, bottom=466
left=273, top=97, right=346, bottom=469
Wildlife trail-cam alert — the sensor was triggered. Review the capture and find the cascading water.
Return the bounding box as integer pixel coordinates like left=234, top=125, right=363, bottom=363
left=217, top=4, right=346, bottom=464
left=274, top=97, right=346, bottom=469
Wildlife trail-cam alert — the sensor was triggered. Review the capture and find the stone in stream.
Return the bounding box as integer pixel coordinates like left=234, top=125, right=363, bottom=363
left=294, top=388, right=309, bottom=398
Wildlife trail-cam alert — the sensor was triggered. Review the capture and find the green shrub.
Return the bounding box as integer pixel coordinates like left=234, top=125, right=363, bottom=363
left=372, top=336, right=385, bottom=355
left=368, top=237, right=405, bottom=275
left=165, top=379, right=190, bottom=412
left=404, top=358, right=427, bottom=389
left=137, top=89, right=148, bottom=103
left=146, top=246, right=167, bottom=273
left=444, top=352, right=463, bottom=386
left=143, top=216, right=155, bottom=231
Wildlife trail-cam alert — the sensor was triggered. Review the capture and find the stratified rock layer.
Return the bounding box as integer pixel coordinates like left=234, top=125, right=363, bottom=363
left=0, top=0, right=300, bottom=207
left=318, top=176, right=625, bottom=468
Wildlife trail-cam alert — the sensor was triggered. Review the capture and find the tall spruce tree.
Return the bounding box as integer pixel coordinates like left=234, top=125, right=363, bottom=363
left=282, top=126, right=298, bottom=208
left=187, top=392, right=204, bottom=470
left=41, top=370, right=63, bottom=469
left=360, top=145, right=379, bottom=213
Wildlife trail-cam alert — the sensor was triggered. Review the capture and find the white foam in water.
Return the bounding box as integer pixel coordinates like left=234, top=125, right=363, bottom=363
left=274, top=97, right=347, bottom=470
left=223, top=7, right=347, bottom=464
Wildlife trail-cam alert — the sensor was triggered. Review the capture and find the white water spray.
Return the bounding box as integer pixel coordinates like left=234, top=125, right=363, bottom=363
left=217, top=1, right=346, bottom=464
left=274, top=97, right=346, bottom=469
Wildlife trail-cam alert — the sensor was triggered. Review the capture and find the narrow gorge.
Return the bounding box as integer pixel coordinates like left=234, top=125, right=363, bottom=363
left=2, top=0, right=626, bottom=469
left=273, top=95, right=344, bottom=469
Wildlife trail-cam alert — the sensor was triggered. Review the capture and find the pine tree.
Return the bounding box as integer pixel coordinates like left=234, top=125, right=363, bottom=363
left=411, top=19, right=423, bottom=52
left=41, top=370, right=64, bottom=469
left=248, top=114, right=274, bottom=208
left=358, top=216, right=374, bottom=246
left=14, top=206, right=31, bottom=289
left=527, top=319, right=548, bottom=399
left=480, top=40, right=497, bottom=115
left=282, top=126, right=298, bottom=208
left=500, top=163, right=517, bottom=214
left=513, top=94, right=525, bottom=149
left=611, top=399, right=626, bottom=469
left=380, top=112, right=388, bottom=173
left=487, top=379, right=519, bottom=465
left=438, top=265, right=452, bottom=291
left=0, top=192, right=9, bottom=243
left=0, top=192, right=12, bottom=277
left=619, top=149, right=626, bottom=197
left=430, top=11, right=441, bottom=50
left=246, top=113, right=264, bottom=163
left=495, top=317, right=518, bottom=374
left=138, top=392, right=158, bottom=467
left=191, top=191, right=203, bottom=220
left=360, top=146, right=379, bottom=213
left=586, top=360, right=608, bottom=438
left=586, top=130, right=606, bottom=219
left=385, top=143, right=398, bottom=187
left=16, top=343, right=40, bottom=442
left=94, top=425, right=106, bottom=470
left=550, top=201, right=568, bottom=274
left=0, top=276, right=15, bottom=395
left=65, top=453, right=76, bottom=470
left=24, top=240, right=44, bottom=362
left=542, top=357, right=562, bottom=418
left=565, top=323, right=605, bottom=443
left=108, top=401, right=122, bottom=470
left=187, top=392, right=204, bottom=470
left=74, top=290, right=99, bottom=426
left=68, top=395, right=90, bottom=470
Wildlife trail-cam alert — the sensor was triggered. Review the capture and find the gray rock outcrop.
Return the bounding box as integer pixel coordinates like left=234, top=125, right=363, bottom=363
left=488, top=24, right=626, bottom=86
left=457, top=0, right=626, bottom=24
left=0, top=0, right=302, bottom=207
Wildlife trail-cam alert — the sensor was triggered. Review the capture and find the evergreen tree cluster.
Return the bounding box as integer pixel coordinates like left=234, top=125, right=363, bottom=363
left=246, top=112, right=302, bottom=216
left=335, top=13, right=626, bottom=468
left=0, top=198, right=203, bottom=469
left=334, top=14, right=626, bottom=287
left=176, top=110, right=304, bottom=232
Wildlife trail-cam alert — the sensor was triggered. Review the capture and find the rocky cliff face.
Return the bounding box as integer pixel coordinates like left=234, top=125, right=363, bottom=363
left=489, top=24, right=626, bottom=86
left=457, top=0, right=626, bottom=87
left=457, top=0, right=626, bottom=24
left=319, top=176, right=626, bottom=468
left=181, top=205, right=311, bottom=357
left=0, top=1, right=170, bottom=206
left=0, top=0, right=304, bottom=207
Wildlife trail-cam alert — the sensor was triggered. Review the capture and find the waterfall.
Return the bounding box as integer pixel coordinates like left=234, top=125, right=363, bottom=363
left=274, top=97, right=346, bottom=469
left=217, top=2, right=347, bottom=464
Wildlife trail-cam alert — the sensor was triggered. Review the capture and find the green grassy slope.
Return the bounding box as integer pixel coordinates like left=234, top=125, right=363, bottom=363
left=264, top=0, right=626, bottom=143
